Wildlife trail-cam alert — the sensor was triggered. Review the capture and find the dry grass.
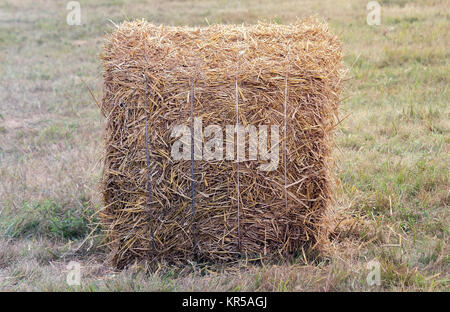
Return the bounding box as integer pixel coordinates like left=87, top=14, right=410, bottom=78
left=0, top=0, right=448, bottom=291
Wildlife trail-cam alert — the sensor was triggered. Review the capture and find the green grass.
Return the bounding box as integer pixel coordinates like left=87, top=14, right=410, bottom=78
left=1, top=199, right=92, bottom=240
left=0, top=0, right=448, bottom=291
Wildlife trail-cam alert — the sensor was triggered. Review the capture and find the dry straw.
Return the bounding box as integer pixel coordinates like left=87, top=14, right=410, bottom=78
left=100, top=19, right=344, bottom=269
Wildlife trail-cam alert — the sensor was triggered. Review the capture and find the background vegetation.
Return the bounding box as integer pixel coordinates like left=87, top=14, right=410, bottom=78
left=0, top=0, right=448, bottom=291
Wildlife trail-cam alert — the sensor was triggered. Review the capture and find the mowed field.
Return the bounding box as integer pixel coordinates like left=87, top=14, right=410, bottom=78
left=0, top=0, right=448, bottom=291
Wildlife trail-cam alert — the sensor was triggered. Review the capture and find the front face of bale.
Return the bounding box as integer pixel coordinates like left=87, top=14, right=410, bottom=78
left=100, top=20, right=343, bottom=268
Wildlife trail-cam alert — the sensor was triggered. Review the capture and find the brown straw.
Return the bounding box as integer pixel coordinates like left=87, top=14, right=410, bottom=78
left=100, top=19, right=344, bottom=268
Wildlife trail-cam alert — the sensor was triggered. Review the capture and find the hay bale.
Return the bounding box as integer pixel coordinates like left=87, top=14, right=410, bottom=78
left=100, top=19, right=344, bottom=268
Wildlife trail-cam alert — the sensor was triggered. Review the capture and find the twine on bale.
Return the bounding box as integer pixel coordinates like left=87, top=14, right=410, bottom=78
left=283, top=61, right=289, bottom=213
left=189, top=78, right=198, bottom=261
left=235, top=50, right=242, bottom=254
left=283, top=48, right=290, bottom=242
left=144, top=75, right=155, bottom=251
left=100, top=19, right=344, bottom=269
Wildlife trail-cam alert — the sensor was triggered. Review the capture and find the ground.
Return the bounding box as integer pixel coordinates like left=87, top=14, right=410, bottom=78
left=0, top=0, right=448, bottom=291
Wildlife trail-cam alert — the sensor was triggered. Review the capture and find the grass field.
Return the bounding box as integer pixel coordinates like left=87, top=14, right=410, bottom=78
left=0, top=0, right=448, bottom=291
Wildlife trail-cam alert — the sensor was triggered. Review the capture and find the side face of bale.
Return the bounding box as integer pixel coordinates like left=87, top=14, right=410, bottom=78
left=100, top=20, right=343, bottom=268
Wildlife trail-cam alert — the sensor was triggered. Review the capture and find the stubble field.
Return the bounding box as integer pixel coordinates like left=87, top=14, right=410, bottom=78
left=0, top=0, right=448, bottom=291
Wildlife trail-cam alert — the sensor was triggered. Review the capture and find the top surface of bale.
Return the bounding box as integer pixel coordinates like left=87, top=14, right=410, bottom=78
left=101, top=20, right=342, bottom=114
left=100, top=19, right=344, bottom=268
